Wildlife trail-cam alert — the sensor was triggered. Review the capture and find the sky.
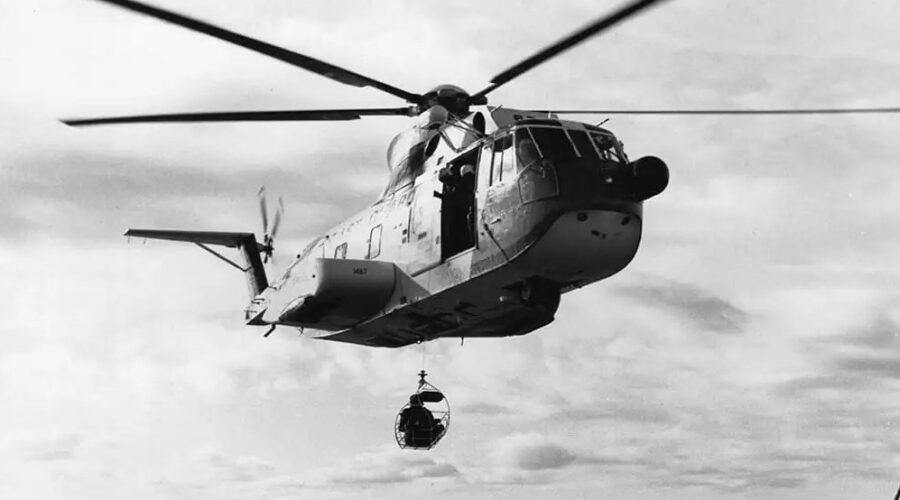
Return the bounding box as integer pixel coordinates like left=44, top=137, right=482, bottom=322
left=1, top=0, right=899, bottom=498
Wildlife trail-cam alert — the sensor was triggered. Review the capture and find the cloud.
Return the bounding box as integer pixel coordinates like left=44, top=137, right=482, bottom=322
left=458, top=402, right=512, bottom=416
left=515, top=443, right=576, bottom=471
left=562, top=404, right=673, bottom=426
left=309, top=447, right=461, bottom=487
left=835, top=315, right=900, bottom=350
left=0, top=142, right=379, bottom=244
left=1, top=431, right=84, bottom=462
left=804, top=315, right=900, bottom=383
left=492, top=434, right=577, bottom=472
left=616, top=280, right=748, bottom=334
left=776, top=373, right=871, bottom=396
left=150, top=449, right=284, bottom=498
left=834, top=356, right=900, bottom=380
left=654, top=465, right=808, bottom=491
left=205, top=452, right=277, bottom=483
left=420, top=462, right=460, bottom=478
left=781, top=314, right=900, bottom=393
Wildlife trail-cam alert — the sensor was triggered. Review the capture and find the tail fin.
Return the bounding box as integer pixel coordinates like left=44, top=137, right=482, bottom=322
left=125, top=229, right=268, bottom=298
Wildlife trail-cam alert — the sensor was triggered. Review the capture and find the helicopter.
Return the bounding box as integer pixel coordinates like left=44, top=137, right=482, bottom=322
left=64, top=0, right=900, bottom=349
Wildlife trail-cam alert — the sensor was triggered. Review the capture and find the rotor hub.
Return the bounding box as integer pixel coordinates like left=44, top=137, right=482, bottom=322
left=420, top=84, right=484, bottom=116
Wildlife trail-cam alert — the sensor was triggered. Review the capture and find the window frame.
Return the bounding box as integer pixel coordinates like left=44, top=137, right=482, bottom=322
left=491, top=135, right=504, bottom=185
left=334, top=242, right=348, bottom=259
left=367, top=225, right=383, bottom=259
left=566, top=128, right=599, bottom=160
left=514, top=127, right=542, bottom=173
left=480, top=141, right=494, bottom=188
left=523, top=125, right=580, bottom=162
left=590, top=132, right=623, bottom=163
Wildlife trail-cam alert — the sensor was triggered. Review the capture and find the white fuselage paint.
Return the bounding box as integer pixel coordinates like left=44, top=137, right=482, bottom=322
left=254, top=107, right=646, bottom=337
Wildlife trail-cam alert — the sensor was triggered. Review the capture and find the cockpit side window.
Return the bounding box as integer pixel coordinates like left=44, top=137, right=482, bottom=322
left=515, top=128, right=541, bottom=172
left=590, top=132, right=623, bottom=163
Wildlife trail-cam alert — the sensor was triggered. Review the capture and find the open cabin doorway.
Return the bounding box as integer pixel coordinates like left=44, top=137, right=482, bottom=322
left=440, top=148, right=479, bottom=259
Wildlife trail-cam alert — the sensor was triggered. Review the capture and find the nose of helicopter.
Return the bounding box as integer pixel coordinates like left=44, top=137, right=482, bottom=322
left=573, top=156, right=669, bottom=203
left=506, top=152, right=659, bottom=288
left=519, top=209, right=643, bottom=288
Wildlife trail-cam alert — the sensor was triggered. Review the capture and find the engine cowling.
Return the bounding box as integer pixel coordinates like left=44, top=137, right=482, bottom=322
left=629, top=155, right=669, bottom=201
left=277, top=258, right=398, bottom=330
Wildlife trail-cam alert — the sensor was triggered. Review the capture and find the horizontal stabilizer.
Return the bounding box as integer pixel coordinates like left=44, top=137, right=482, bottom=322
left=125, top=228, right=268, bottom=298
left=125, top=229, right=261, bottom=250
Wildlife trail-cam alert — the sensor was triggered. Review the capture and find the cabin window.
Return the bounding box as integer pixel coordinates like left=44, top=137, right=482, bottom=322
left=367, top=225, right=382, bottom=259
left=491, top=133, right=514, bottom=184
left=568, top=129, right=599, bottom=160
left=479, top=142, right=494, bottom=189
left=334, top=242, right=347, bottom=259
left=526, top=126, right=578, bottom=163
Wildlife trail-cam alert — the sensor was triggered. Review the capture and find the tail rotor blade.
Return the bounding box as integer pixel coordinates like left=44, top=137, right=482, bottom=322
left=270, top=197, right=284, bottom=240
left=258, top=192, right=282, bottom=265
left=258, top=186, right=269, bottom=233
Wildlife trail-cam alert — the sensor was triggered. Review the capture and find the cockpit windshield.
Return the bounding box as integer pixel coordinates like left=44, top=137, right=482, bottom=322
left=510, top=125, right=625, bottom=168
left=517, top=127, right=578, bottom=168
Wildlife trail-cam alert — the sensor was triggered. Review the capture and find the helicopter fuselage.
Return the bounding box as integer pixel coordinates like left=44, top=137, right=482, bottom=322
left=247, top=106, right=666, bottom=347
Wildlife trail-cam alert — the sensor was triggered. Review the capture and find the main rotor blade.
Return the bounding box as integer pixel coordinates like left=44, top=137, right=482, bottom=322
left=61, top=107, right=416, bottom=127
left=92, top=0, right=422, bottom=103
left=533, top=107, right=900, bottom=115
left=471, top=0, right=669, bottom=102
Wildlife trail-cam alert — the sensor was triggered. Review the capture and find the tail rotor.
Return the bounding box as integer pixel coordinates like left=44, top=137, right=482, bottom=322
left=258, top=186, right=284, bottom=264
